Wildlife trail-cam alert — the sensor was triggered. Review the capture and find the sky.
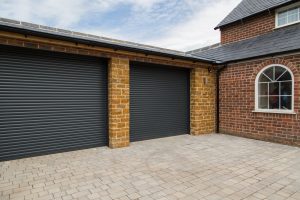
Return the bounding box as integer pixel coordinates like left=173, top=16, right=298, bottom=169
left=0, top=0, right=242, bottom=51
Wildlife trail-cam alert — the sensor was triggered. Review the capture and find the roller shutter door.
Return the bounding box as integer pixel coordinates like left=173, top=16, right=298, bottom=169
left=130, top=62, right=189, bottom=141
left=0, top=46, right=108, bottom=161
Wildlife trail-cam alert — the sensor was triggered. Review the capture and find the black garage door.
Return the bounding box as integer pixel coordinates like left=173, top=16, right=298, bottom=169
left=0, top=46, right=108, bottom=161
left=130, top=62, right=190, bottom=141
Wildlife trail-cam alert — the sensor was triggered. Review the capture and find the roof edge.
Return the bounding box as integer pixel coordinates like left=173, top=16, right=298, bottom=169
left=0, top=17, right=216, bottom=64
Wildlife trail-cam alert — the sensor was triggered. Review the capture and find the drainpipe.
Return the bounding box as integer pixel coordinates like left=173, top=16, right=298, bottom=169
left=216, top=64, right=227, bottom=133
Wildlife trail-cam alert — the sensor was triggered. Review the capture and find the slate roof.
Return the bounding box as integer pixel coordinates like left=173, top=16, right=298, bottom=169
left=189, top=23, right=300, bottom=63
left=0, top=17, right=213, bottom=63
left=215, top=0, right=294, bottom=29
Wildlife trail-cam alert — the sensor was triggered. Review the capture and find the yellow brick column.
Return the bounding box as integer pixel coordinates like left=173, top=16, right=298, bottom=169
left=108, top=57, right=130, bottom=148
left=190, top=67, right=216, bottom=135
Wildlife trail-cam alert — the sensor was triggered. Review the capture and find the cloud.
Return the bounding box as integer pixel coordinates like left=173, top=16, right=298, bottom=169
left=0, top=0, right=242, bottom=51
left=144, top=0, right=242, bottom=51
left=0, top=0, right=163, bottom=27
left=1, top=0, right=92, bottom=27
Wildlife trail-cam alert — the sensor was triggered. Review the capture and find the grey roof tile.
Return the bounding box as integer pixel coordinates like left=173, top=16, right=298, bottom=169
left=216, top=0, right=294, bottom=29
left=21, top=21, right=40, bottom=29
left=39, top=25, right=57, bottom=31
left=57, top=28, right=72, bottom=35
left=189, top=23, right=300, bottom=63
left=0, top=18, right=20, bottom=25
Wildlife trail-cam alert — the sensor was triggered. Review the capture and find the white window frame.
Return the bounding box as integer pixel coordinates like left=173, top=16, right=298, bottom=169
left=275, top=2, right=300, bottom=28
left=254, top=64, right=295, bottom=114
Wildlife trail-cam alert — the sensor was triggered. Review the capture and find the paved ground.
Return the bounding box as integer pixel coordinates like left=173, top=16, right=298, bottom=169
left=0, top=134, right=300, bottom=200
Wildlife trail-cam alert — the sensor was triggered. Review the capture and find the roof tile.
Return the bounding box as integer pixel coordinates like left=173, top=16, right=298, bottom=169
left=216, top=0, right=293, bottom=29
left=0, top=17, right=213, bottom=62
left=190, top=23, right=300, bottom=62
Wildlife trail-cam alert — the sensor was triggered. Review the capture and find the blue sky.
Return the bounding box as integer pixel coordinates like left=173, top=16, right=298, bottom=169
left=0, top=0, right=241, bottom=51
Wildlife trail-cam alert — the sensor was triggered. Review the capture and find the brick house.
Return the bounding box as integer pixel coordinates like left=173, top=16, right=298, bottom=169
left=192, top=0, right=300, bottom=146
left=0, top=0, right=299, bottom=161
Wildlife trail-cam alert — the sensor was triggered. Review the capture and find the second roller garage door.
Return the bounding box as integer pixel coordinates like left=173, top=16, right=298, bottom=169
left=130, top=62, right=190, bottom=142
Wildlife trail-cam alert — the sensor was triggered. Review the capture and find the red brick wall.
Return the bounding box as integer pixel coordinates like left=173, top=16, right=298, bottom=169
left=220, top=11, right=275, bottom=44
left=219, top=54, right=300, bottom=146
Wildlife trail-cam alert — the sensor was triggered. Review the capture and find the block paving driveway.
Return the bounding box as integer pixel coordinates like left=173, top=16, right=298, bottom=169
left=1, top=134, right=300, bottom=200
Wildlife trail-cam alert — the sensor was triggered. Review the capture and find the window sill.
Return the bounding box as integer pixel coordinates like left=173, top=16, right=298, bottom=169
left=274, top=21, right=300, bottom=29
left=252, top=110, right=296, bottom=115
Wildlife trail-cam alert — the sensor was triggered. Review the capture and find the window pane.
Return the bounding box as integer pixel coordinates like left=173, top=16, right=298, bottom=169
left=281, top=96, right=292, bottom=110
left=278, top=11, right=288, bottom=19
left=269, top=82, right=279, bottom=96
left=288, top=14, right=298, bottom=23
left=259, top=74, right=271, bottom=82
left=281, top=81, right=292, bottom=95
left=275, top=66, right=286, bottom=80
left=269, top=96, right=280, bottom=109
left=259, top=96, right=269, bottom=109
left=288, top=8, right=299, bottom=23
left=259, top=83, right=268, bottom=95
left=278, top=71, right=292, bottom=81
left=264, top=67, right=274, bottom=81
left=278, top=11, right=288, bottom=26
left=278, top=18, right=287, bottom=26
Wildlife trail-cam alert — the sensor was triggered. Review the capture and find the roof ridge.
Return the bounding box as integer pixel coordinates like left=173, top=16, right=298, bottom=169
left=187, top=43, right=221, bottom=54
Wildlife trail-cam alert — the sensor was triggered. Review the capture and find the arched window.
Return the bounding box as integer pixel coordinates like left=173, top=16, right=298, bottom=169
left=255, top=64, right=294, bottom=113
